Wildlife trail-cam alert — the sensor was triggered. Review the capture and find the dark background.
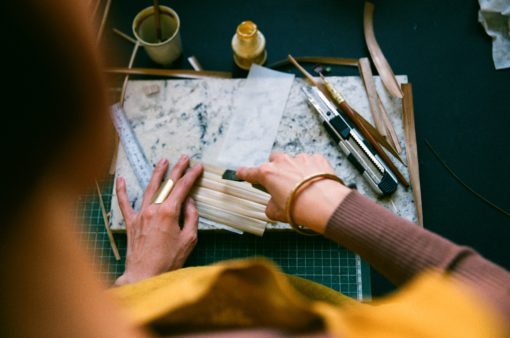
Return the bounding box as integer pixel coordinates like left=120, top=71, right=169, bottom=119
left=104, top=0, right=510, bottom=296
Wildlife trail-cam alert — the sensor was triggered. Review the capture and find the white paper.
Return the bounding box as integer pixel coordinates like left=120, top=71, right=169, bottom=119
left=479, top=0, right=510, bottom=69
left=215, top=64, right=295, bottom=168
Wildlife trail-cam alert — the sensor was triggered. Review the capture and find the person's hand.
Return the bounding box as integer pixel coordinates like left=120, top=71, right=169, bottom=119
left=236, top=153, right=351, bottom=233
left=114, top=155, right=203, bottom=286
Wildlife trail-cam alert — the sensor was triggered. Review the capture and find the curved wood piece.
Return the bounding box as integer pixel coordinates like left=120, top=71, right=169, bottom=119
left=402, top=83, right=423, bottom=225
left=364, top=2, right=403, bottom=99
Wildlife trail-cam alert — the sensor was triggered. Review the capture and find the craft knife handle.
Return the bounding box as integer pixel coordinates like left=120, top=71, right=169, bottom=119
left=302, top=86, right=398, bottom=196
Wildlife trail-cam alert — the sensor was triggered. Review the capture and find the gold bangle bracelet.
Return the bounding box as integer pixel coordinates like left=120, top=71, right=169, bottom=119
left=285, top=173, right=344, bottom=235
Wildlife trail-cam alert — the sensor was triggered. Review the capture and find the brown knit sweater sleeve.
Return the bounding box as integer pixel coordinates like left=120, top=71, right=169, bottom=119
left=324, top=190, right=510, bottom=318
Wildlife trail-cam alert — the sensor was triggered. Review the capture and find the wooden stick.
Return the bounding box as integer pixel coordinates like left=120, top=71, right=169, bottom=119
left=198, top=176, right=270, bottom=205
left=96, top=0, right=112, bottom=44
left=288, top=54, right=317, bottom=84
left=187, top=56, right=204, bottom=71
left=377, top=94, right=403, bottom=154
left=192, top=192, right=271, bottom=222
left=195, top=202, right=266, bottom=236
left=113, top=28, right=138, bottom=44
left=364, top=2, right=403, bottom=98
left=91, top=0, right=102, bottom=21
left=358, top=57, right=386, bottom=136
left=95, top=181, right=121, bottom=260
left=105, top=67, right=232, bottom=79
left=402, top=83, right=423, bottom=226
left=153, top=0, right=162, bottom=42
left=192, top=186, right=268, bottom=214
left=269, top=56, right=359, bottom=69
left=119, top=41, right=140, bottom=106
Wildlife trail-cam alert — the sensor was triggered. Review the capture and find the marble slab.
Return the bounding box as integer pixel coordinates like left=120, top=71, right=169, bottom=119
left=110, top=75, right=417, bottom=231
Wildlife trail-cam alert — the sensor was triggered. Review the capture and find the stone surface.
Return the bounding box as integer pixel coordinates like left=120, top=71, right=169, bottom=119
left=110, top=75, right=417, bottom=231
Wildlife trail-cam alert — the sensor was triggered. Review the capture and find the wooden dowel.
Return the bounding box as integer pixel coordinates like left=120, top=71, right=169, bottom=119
left=119, top=41, right=140, bottom=106
left=113, top=28, right=137, bottom=44
left=192, top=193, right=271, bottom=222
left=192, top=186, right=268, bottom=213
left=269, top=56, right=359, bottom=69
left=377, top=94, right=403, bottom=155
left=105, top=67, right=232, bottom=79
left=95, top=181, right=121, bottom=261
left=195, top=202, right=266, bottom=236
left=96, top=0, right=112, bottom=44
left=187, top=56, right=204, bottom=71
left=358, top=57, right=386, bottom=136
left=198, top=177, right=270, bottom=205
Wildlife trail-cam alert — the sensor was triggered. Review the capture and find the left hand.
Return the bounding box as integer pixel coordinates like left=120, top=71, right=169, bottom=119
left=114, top=155, right=203, bottom=286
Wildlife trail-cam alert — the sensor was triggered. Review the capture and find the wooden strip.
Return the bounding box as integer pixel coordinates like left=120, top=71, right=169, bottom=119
left=402, top=83, right=423, bottom=226
left=288, top=55, right=317, bottom=84
left=105, top=67, right=232, bottom=79
left=358, top=57, right=386, bottom=136
left=119, top=41, right=140, bottom=106
left=363, top=2, right=403, bottom=99
left=113, top=28, right=138, bottom=44
left=193, top=186, right=267, bottom=212
left=269, top=56, right=359, bottom=69
left=198, top=176, right=269, bottom=205
left=377, top=94, right=402, bottom=154
left=96, top=0, right=112, bottom=44
left=195, top=202, right=266, bottom=236
left=187, top=56, right=204, bottom=71
left=95, top=181, right=121, bottom=261
left=192, top=192, right=271, bottom=223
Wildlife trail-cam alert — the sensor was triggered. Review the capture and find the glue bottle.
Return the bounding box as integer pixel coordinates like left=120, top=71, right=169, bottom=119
left=231, top=20, right=267, bottom=70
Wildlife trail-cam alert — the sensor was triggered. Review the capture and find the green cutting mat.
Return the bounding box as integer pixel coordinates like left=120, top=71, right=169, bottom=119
left=76, top=177, right=371, bottom=300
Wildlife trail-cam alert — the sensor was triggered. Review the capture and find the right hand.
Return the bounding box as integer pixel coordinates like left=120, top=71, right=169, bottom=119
left=236, top=153, right=351, bottom=233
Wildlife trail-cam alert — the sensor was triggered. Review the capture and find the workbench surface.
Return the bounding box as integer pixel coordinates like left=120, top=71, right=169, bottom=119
left=96, top=0, right=509, bottom=296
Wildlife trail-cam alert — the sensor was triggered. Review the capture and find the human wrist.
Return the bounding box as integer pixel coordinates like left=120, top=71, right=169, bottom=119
left=293, top=179, right=351, bottom=233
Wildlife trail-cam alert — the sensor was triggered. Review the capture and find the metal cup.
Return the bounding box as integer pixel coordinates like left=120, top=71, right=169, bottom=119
left=132, top=5, right=182, bottom=66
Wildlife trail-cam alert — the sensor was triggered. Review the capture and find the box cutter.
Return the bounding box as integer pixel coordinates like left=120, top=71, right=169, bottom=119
left=301, top=85, right=398, bottom=196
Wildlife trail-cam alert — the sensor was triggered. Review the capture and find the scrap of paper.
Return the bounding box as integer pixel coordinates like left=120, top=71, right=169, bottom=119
left=478, top=0, right=510, bottom=69
left=215, top=65, right=295, bottom=168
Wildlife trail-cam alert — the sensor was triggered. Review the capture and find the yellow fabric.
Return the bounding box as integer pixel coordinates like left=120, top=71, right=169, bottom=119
left=110, top=258, right=508, bottom=337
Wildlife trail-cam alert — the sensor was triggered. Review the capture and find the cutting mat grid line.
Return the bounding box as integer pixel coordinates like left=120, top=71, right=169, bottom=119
left=76, top=177, right=367, bottom=299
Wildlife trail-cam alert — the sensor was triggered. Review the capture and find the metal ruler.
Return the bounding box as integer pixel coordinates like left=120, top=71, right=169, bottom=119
left=110, top=103, right=152, bottom=189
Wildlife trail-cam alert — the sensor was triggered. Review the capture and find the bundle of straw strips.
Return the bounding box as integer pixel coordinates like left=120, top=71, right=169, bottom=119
left=191, top=163, right=273, bottom=236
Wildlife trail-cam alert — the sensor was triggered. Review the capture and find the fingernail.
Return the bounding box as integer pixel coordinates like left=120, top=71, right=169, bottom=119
left=160, top=159, right=168, bottom=166
left=117, top=176, right=124, bottom=184
left=180, top=154, right=188, bottom=161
